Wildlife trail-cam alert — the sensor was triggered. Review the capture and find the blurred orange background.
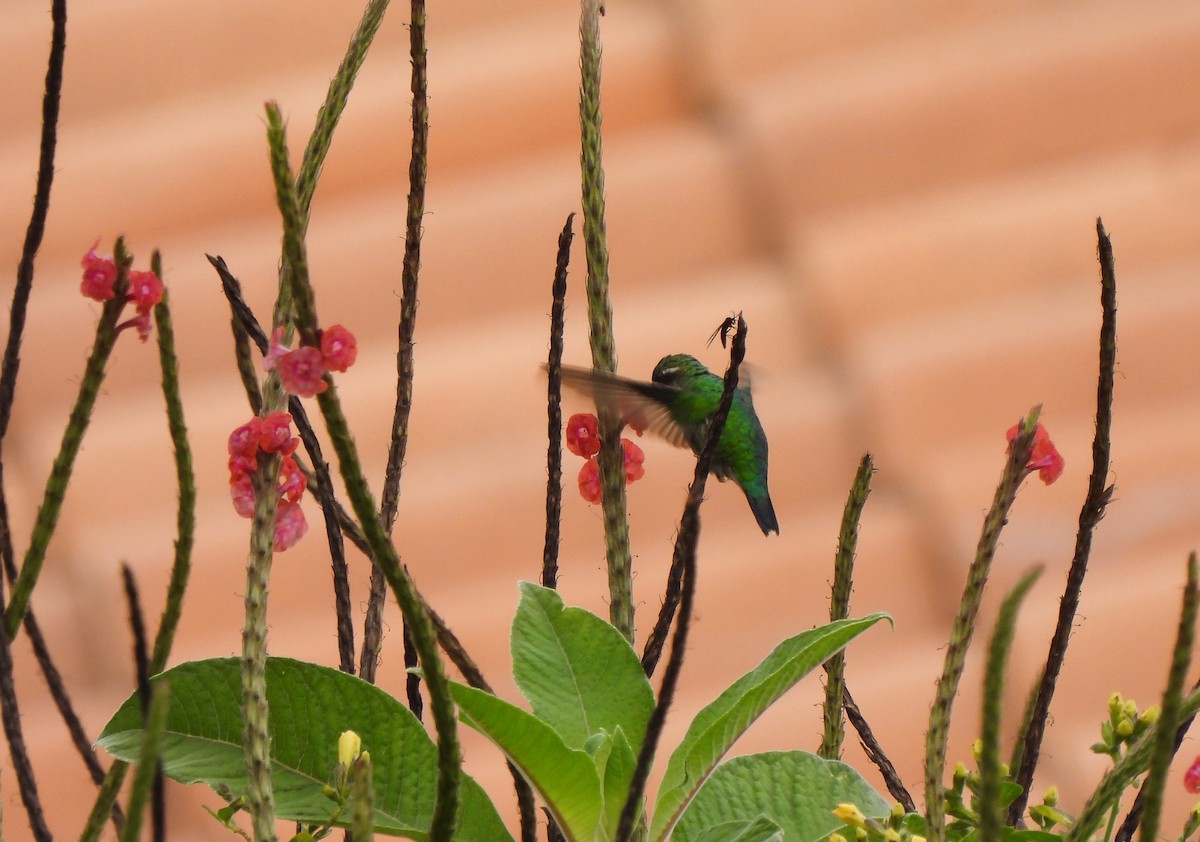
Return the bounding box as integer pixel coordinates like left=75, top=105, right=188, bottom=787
left=3, top=0, right=1200, bottom=838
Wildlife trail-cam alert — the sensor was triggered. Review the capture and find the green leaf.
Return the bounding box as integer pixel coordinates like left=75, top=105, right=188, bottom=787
left=692, top=816, right=786, bottom=842
left=671, top=752, right=888, bottom=842
left=598, top=727, right=637, bottom=838
left=650, top=614, right=890, bottom=842
left=450, top=682, right=601, bottom=841
left=511, top=582, right=654, bottom=751
left=96, top=657, right=511, bottom=841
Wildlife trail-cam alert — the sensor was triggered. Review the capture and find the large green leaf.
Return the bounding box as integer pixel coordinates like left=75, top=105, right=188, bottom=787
left=512, top=582, right=654, bottom=751
left=451, top=681, right=601, bottom=841
left=96, top=657, right=511, bottom=841
left=650, top=614, right=890, bottom=841
left=672, top=752, right=889, bottom=842
left=693, top=817, right=786, bottom=842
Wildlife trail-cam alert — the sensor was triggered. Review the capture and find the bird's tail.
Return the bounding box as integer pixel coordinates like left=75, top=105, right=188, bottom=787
left=747, top=493, right=779, bottom=536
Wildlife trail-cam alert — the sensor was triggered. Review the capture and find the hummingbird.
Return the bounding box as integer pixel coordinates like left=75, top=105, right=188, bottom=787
left=558, top=354, right=779, bottom=535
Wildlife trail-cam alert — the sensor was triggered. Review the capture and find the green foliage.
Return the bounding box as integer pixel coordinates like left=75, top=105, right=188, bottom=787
left=452, top=583, right=890, bottom=841
left=670, top=753, right=888, bottom=842
left=96, top=657, right=511, bottom=841
left=650, top=614, right=891, bottom=842
left=511, top=582, right=654, bottom=751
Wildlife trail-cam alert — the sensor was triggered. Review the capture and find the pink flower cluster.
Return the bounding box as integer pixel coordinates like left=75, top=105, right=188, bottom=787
left=81, top=239, right=164, bottom=342
left=228, top=411, right=308, bottom=551
left=1005, top=421, right=1064, bottom=485
left=264, top=325, right=358, bottom=398
left=565, top=413, right=645, bottom=504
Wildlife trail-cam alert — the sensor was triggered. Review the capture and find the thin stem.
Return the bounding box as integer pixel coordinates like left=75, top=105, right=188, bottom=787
left=0, top=0, right=66, bottom=443
left=842, top=685, right=915, bottom=811
left=1009, top=218, right=1118, bottom=821
left=539, top=210, right=574, bottom=842
left=148, top=263, right=197, bottom=676
left=349, top=756, right=375, bottom=841
left=924, top=408, right=1042, bottom=842
left=5, top=241, right=131, bottom=639
left=615, top=316, right=747, bottom=842
left=121, top=563, right=165, bottom=841
left=266, top=103, right=460, bottom=840
left=0, top=599, right=51, bottom=841
left=120, top=681, right=170, bottom=842
left=979, top=568, right=1042, bottom=842
left=820, top=454, right=874, bottom=760
left=243, top=442, right=282, bottom=841
left=578, top=0, right=632, bottom=642
left=1136, top=553, right=1197, bottom=842
left=542, top=214, right=574, bottom=591
left=368, top=0, right=429, bottom=691
left=296, top=0, right=392, bottom=218
left=80, top=763, right=130, bottom=842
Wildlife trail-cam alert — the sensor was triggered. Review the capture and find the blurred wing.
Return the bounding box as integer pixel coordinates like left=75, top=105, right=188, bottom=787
left=554, top=364, right=690, bottom=449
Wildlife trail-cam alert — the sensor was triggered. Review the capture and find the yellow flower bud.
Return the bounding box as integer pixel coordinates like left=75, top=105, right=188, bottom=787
left=1123, top=699, right=1138, bottom=718
left=1043, top=786, right=1059, bottom=806
left=833, top=803, right=868, bottom=829
left=1139, top=706, right=1160, bottom=726
left=830, top=834, right=849, bottom=842
left=338, top=730, right=362, bottom=766
left=911, top=836, right=926, bottom=842
left=1115, top=718, right=1133, bottom=738
left=971, top=739, right=983, bottom=762
left=884, top=829, right=901, bottom=842
left=359, top=750, right=371, bottom=766
left=891, top=803, right=904, bottom=819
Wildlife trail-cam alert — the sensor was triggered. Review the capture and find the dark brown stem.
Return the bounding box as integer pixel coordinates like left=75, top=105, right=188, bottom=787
left=542, top=214, right=574, bottom=590
left=1007, top=219, right=1118, bottom=823
left=0, top=597, right=51, bottom=841
left=0, top=468, right=120, bottom=831
left=121, top=565, right=165, bottom=841
left=616, top=316, right=747, bottom=842
left=0, top=0, right=66, bottom=442
left=843, top=685, right=915, bottom=812
left=369, top=0, right=430, bottom=693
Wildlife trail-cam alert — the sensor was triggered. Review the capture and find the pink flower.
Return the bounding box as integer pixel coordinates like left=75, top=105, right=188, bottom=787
left=278, top=455, right=305, bottom=503
left=227, top=414, right=309, bottom=551
left=127, top=269, right=163, bottom=311
left=273, top=500, right=308, bottom=551
left=277, top=346, right=328, bottom=397
left=1186, top=756, right=1200, bottom=793
left=1006, top=422, right=1064, bottom=485
left=259, top=411, right=298, bottom=455
left=320, top=324, right=358, bottom=372
left=578, top=458, right=602, bottom=504
left=230, top=473, right=256, bottom=517
left=622, top=438, right=645, bottom=482
left=263, top=326, right=290, bottom=372
left=566, top=413, right=601, bottom=458
left=229, top=418, right=264, bottom=460
left=80, top=240, right=118, bottom=301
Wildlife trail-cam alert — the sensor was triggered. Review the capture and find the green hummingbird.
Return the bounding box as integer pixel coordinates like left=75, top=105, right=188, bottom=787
left=558, top=354, right=779, bottom=535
